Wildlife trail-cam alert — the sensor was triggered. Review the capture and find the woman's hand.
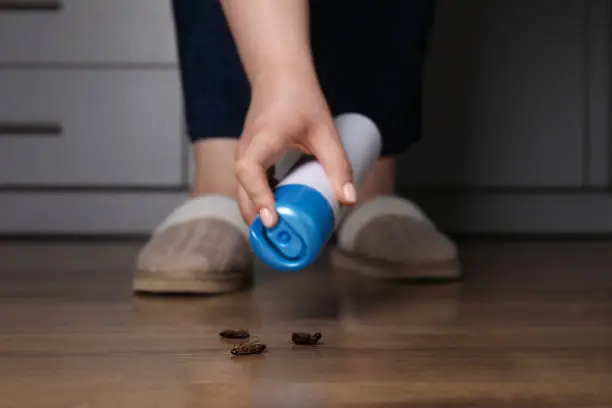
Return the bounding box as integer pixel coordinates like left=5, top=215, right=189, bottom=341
left=219, top=0, right=353, bottom=227
left=235, top=70, right=356, bottom=228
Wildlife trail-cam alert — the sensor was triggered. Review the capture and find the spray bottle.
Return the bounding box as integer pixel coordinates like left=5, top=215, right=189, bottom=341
left=249, top=113, right=382, bottom=271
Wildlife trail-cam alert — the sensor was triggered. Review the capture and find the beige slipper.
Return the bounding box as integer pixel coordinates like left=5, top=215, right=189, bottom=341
left=331, top=196, right=461, bottom=280
left=134, top=195, right=253, bottom=294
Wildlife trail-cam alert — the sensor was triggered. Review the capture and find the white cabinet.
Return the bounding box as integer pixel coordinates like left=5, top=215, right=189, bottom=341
left=0, top=70, right=183, bottom=186
left=0, top=0, right=187, bottom=234
left=0, top=0, right=177, bottom=63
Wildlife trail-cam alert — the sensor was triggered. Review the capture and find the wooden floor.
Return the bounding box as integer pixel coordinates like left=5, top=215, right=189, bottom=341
left=1, top=240, right=612, bottom=407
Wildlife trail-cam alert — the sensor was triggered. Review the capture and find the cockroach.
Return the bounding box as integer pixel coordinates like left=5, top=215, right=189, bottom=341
left=219, top=328, right=250, bottom=339
left=230, top=342, right=267, bottom=356
left=291, top=332, right=322, bottom=345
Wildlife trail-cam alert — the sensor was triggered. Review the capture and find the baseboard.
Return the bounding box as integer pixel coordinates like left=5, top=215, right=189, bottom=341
left=3, top=190, right=612, bottom=235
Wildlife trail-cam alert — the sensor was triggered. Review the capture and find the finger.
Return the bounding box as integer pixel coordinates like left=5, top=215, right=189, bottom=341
left=307, top=124, right=356, bottom=205
left=237, top=131, right=288, bottom=222
left=235, top=137, right=286, bottom=228
left=237, top=184, right=258, bottom=225
left=235, top=159, right=278, bottom=228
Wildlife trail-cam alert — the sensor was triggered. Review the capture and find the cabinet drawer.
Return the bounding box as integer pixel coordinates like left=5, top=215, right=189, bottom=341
left=0, top=70, right=184, bottom=187
left=0, top=0, right=177, bottom=63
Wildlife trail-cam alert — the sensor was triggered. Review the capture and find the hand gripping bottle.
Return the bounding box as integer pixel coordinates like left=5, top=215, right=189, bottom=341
left=249, top=113, right=382, bottom=271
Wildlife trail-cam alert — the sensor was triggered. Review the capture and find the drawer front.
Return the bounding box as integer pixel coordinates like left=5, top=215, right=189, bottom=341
left=0, top=0, right=177, bottom=63
left=0, top=70, right=184, bottom=187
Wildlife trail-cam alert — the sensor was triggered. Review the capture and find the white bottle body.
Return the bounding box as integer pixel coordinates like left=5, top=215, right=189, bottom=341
left=278, top=113, right=382, bottom=227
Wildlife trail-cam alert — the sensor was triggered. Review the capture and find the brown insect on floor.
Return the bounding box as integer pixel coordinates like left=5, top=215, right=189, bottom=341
left=230, top=342, right=267, bottom=356
left=219, top=329, right=250, bottom=339
left=291, top=332, right=323, bottom=345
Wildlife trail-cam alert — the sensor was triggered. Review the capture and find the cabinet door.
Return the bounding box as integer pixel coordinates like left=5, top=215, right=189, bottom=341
left=0, top=0, right=177, bottom=63
left=0, top=70, right=183, bottom=187
left=398, top=0, right=588, bottom=188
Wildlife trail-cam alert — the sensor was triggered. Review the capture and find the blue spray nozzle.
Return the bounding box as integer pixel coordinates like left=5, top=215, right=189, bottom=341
left=249, top=184, right=335, bottom=272
left=262, top=217, right=306, bottom=260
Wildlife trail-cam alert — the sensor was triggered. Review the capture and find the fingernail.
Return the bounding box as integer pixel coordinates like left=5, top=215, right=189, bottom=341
left=260, top=208, right=276, bottom=228
left=343, top=183, right=356, bottom=203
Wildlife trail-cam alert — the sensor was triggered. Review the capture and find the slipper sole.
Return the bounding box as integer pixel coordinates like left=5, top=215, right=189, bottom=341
left=330, top=248, right=461, bottom=281
left=133, top=269, right=252, bottom=294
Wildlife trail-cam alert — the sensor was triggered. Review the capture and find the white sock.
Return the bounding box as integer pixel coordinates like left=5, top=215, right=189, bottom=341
left=154, top=195, right=249, bottom=238
left=337, top=196, right=435, bottom=251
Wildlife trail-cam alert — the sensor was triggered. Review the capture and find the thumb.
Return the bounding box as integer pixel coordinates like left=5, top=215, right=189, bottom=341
left=307, top=125, right=356, bottom=205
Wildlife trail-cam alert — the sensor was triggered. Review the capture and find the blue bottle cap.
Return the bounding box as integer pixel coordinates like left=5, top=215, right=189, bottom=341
left=250, top=184, right=335, bottom=271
